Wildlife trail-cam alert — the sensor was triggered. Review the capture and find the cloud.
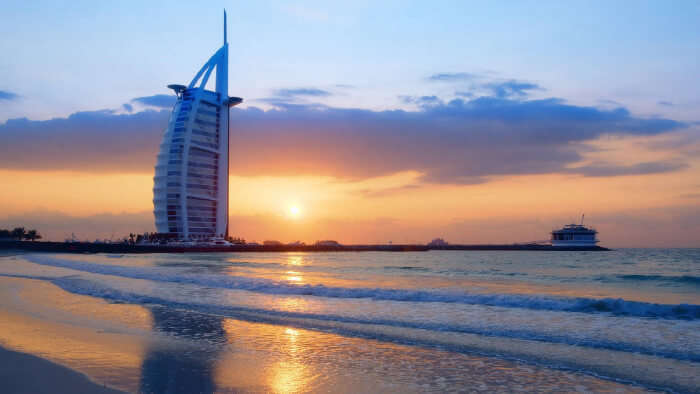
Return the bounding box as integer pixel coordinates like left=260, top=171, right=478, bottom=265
left=598, top=99, right=623, bottom=107
left=565, top=160, right=688, bottom=177
left=228, top=97, right=684, bottom=183
left=0, top=96, right=686, bottom=183
left=355, top=184, right=423, bottom=198
left=658, top=101, right=673, bottom=107
left=0, top=109, right=167, bottom=173
left=273, top=88, right=332, bottom=98
left=398, top=95, right=443, bottom=107
left=122, top=103, right=133, bottom=113
left=482, top=80, right=542, bottom=99
left=429, top=72, right=542, bottom=99
left=259, top=88, right=333, bottom=106
left=0, top=90, right=19, bottom=101
left=427, top=72, right=480, bottom=82
left=455, top=91, right=474, bottom=98
left=132, top=94, right=176, bottom=108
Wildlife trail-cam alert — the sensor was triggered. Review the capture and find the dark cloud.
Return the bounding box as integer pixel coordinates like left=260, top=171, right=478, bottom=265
left=122, top=103, right=133, bottom=113
left=482, top=80, right=542, bottom=99
left=0, top=109, right=167, bottom=173
left=427, top=72, right=479, bottom=82
left=273, top=88, right=332, bottom=98
left=132, top=94, right=176, bottom=108
left=658, top=101, right=673, bottom=107
left=565, top=161, right=688, bottom=177
left=0, top=90, right=19, bottom=101
left=228, top=97, right=684, bottom=183
left=0, top=96, right=686, bottom=182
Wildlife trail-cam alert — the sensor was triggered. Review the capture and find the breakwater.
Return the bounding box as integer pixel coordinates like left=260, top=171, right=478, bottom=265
left=0, top=241, right=609, bottom=253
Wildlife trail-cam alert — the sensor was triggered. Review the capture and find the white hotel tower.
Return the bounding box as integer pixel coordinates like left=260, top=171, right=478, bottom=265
left=153, top=12, right=242, bottom=240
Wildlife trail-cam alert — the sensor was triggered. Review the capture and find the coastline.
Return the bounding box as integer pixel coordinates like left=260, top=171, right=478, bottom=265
left=0, top=251, right=696, bottom=392
left=0, top=240, right=610, bottom=254
left=0, top=345, right=124, bottom=394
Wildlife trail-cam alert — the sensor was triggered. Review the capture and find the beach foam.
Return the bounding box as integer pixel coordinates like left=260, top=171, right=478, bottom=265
left=20, top=254, right=700, bottom=320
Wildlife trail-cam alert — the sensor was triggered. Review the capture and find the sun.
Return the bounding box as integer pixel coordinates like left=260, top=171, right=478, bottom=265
left=288, top=205, right=301, bottom=218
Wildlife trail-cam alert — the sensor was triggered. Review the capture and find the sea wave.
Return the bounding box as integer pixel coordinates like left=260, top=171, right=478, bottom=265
left=616, top=274, right=700, bottom=285
left=21, top=254, right=700, bottom=320
left=383, top=266, right=431, bottom=271
left=1, top=272, right=696, bottom=363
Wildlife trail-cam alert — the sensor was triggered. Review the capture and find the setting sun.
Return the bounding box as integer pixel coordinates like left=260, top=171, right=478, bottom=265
left=288, top=205, right=301, bottom=218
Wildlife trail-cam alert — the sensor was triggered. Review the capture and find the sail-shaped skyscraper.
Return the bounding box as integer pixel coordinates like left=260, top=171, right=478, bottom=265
left=153, top=12, right=242, bottom=240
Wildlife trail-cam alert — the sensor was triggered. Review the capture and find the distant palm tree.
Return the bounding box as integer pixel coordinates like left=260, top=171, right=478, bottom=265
left=11, top=227, right=25, bottom=241
left=25, top=229, right=41, bottom=241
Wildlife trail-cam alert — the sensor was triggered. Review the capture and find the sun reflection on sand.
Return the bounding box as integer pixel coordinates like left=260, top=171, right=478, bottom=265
left=270, top=327, right=306, bottom=393
left=271, top=360, right=306, bottom=394
left=217, top=319, right=317, bottom=393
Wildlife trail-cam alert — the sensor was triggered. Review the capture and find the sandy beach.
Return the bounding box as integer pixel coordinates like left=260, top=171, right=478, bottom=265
left=0, top=346, right=123, bottom=394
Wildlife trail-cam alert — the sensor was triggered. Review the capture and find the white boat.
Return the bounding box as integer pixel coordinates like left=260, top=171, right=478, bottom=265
left=205, top=238, right=232, bottom=247
left=551, top=215, right=599, bottom=247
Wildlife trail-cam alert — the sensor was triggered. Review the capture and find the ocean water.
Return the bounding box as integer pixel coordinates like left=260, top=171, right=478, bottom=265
left=0, top=249, right=698, bottom=392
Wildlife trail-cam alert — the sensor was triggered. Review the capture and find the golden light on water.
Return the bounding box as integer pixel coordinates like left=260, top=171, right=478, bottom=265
left=285, top=271, right=303, bottom=282
left=287, top=254, right=304, bottom=266
left=275, top=298, right=311, bottom=314
left=285, top=328, right=299, bottom=337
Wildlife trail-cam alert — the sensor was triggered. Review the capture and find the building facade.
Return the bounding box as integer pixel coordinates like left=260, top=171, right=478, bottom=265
left=153, top=12, right=242, bottom=240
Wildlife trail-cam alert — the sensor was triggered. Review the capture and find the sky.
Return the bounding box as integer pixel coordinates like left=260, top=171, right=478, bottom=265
left=1, top=1, right=699, bottom=246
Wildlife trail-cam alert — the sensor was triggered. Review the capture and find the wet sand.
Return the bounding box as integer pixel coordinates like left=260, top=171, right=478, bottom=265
left=0, top=346, right=123, bottom=394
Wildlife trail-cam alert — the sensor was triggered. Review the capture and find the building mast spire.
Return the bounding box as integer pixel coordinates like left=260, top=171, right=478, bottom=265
left=221, top=9, right=229, bottom=239
left=155, top=12, right=240, bottom=241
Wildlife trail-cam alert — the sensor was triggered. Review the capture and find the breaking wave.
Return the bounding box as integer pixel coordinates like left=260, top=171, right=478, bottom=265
left=21, top=254, right=700, bottom=320
left=0, top=271, right=694, bottom=363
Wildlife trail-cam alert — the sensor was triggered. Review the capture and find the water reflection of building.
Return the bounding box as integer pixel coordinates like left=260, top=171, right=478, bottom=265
left=139, top=306, right=226, bottom=394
